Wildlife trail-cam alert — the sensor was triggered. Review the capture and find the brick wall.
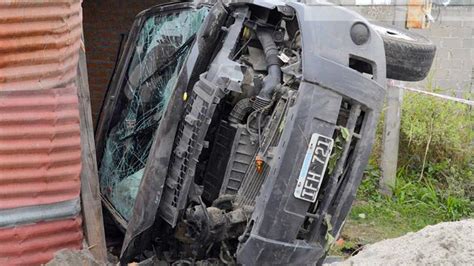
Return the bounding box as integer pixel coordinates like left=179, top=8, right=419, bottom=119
left=82, top=0, right=165, bottom=124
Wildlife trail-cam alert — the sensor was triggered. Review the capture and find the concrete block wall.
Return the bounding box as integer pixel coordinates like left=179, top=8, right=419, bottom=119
left=83, top=0, right=165, bottom=124
left=411, top=5, right=473, bottom=96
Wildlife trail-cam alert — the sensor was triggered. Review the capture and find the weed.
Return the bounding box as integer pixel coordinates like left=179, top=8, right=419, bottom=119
left=399, top=90, right=473, bottom=182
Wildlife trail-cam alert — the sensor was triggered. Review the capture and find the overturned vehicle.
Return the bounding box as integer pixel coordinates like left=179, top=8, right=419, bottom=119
left=95, top=0, right=435, bottom=264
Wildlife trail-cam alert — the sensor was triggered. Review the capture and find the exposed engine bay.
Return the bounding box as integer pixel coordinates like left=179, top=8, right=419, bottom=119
left=148, top=5, right=306, bottom=263
left=94, top=0, right=435, bottom=264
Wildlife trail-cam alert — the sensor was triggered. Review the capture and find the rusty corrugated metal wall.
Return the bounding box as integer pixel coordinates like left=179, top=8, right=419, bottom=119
left=0, top=0, right=84, bottom=265
left=0, top=217, right=83, bottom=265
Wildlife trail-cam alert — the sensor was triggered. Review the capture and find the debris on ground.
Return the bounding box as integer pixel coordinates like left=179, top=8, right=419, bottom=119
left=328, top=219, right=474, bottom=266
left=46, top=248, right=101, bottom=266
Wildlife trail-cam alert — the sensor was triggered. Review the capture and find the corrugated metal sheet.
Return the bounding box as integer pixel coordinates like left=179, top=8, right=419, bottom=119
left=0, top=216, right=83, bottom=266
left=0, top=1, right=84, bottom=265
left=0, top=0, right=83, bottom=92
left=0, top=0, right=82, bottom=210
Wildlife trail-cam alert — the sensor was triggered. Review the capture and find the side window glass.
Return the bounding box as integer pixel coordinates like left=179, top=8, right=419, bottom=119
left=99, top=8, right=209, bottom=221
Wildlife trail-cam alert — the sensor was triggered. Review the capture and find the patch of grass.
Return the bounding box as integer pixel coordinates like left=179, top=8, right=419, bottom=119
left=332, top=161, right=472, bottom=255
left=400, top=90, right=473, bottom=168
left=398, top=90, right=473, bottom=199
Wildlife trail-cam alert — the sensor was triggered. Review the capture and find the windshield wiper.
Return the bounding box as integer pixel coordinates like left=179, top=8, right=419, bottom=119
left=119, top=34, right=197, bottom=141
left=139, top=33, right=196, bottom=88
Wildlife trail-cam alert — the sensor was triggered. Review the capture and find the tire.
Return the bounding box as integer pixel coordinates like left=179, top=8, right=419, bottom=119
left=372, top=23, right=436, bottom=82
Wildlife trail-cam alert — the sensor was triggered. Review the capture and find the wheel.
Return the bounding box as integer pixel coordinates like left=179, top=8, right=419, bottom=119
left=371, top=23, right=436, bottom=82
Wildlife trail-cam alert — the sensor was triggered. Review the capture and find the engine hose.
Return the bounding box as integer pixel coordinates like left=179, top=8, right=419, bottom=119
left=229, top=98, right=254, bottom=124
left=256, top=29, right=282, bottom=103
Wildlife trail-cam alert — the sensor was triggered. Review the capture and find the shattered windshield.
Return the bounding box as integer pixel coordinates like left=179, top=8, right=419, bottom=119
left=99, top=7, right=209, bottom=221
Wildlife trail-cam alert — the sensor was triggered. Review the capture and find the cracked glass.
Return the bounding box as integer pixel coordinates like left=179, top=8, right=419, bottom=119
left=99, top=7, right=209, bottom=221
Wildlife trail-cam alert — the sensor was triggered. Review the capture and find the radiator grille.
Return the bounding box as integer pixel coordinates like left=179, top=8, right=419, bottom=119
left=236, top=96, right=289, bottom=207
left=158, top=75, right=225, bottom=226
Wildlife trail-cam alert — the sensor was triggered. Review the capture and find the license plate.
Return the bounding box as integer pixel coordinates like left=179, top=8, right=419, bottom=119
left=294, top=133, right=334, bottom=203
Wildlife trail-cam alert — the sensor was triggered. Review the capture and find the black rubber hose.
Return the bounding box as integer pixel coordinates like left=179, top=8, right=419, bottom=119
left=256, top=29, right=281, bottom=101
left=229, top=98, right=254, bottom=124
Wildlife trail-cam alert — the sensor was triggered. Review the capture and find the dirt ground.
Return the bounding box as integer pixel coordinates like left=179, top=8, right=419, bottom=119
left=46, top=249, right=101, bottom=266
left=328, top=219, right=474, bottom=266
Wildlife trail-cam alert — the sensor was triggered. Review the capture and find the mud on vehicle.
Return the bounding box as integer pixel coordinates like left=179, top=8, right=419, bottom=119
left=94, top=0, right=435, bottom=264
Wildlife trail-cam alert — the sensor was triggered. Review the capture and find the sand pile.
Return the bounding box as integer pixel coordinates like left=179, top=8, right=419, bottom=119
left=330, top=219, right=474, bottom=266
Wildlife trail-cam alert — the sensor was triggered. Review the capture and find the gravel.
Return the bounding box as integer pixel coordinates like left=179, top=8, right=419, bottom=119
left=328, top=219, right=474, bottom=266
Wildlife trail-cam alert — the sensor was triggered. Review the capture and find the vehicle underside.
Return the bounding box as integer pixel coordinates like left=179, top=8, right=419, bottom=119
left=94, top=1, right=435, bottom=265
